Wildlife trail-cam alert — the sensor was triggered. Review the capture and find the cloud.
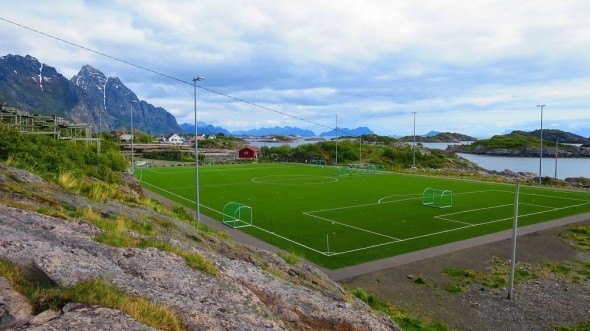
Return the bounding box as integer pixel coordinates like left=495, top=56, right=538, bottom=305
left=1, top=0, right=590, bottom=138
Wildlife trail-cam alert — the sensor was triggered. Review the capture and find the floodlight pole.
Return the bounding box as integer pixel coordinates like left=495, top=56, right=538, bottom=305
left=412, top=112, right=417, bottom=169
left=335, top=114, right=339, bottom=164
left=537, top=105, right=545, bottom=185
left=359, top=136, right=362, bottom=164
left=130, top=100, right=137, bottom=175
left=554, top=138, right=558, bottom=179
left=508, top=180, right=520, bottom=300
left=193, top=76, right=206, bottom=225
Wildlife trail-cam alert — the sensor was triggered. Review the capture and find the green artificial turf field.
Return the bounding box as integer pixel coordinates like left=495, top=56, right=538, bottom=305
left=137, top=163, right=590, bottom=269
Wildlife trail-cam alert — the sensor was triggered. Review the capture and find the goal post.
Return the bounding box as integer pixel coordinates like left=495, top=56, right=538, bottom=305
left=311, top=159, right=326, bottom=168
left=223, top=202, right=253, bottom=228
left=423, top=188, right=452, bottom=208
left=333, top=166, right=350, bottom=176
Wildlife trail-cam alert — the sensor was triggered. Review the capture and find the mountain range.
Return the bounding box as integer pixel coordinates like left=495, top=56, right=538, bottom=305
left=319, top=127, right=374, bottom=137
left=180, top=123, right=374, bottom=137
left=0, top=54, right=181, bottom=134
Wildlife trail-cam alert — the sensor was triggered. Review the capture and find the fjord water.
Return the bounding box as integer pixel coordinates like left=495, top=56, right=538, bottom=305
left=248, top=139, right=589, bottom=179
left=457, top=153, right=590, bottom=180
left=423, top=142, right=590, bottom=179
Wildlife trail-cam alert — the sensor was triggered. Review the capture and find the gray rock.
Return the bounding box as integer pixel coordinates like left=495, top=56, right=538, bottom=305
left=0, top=165, right=398, bottom=330
left=17, top=303, right=158, bottom=331
left=29, top=309, right=61, bottom=325
left=0, top=277, right=32, bottom=328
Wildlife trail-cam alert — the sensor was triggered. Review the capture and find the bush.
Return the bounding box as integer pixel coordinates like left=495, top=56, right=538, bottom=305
left=0, top=124, right=127, bottom=183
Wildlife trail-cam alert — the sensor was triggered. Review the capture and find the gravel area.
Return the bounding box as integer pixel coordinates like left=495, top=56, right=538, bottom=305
left=343, top=220, right=590, bottom=330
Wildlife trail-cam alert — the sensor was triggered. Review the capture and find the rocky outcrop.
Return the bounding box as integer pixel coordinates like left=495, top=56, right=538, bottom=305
left=564, top=177, right=590, bottom=188
left=0, top=165, right=397, bottom=330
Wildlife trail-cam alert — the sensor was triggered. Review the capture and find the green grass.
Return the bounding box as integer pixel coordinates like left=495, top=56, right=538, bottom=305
left=138, top=163, right=590, bottom=269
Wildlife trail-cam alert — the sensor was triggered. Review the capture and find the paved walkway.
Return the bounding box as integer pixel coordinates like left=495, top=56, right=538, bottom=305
left=143, top=187, right=590, bottom=281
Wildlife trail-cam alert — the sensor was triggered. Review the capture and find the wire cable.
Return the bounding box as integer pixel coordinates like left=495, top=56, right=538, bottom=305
left=0, top=16, right=362, bottom=137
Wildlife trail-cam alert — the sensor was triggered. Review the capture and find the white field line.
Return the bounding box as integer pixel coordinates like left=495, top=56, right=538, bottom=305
left=248, top=224, right=330, bottom=256
left=433, top=216, right=474, bottom=226
left=519, top=202, right=555, bottom=209
left=377, top=194, right=422, bottom=204
left=231, top=224, right=253, bottom=229
left=202, top=165, right=293, bottom=172
left=326, top=239, right=404, bottom=256
left=377, top=189, right=507, bottom=204
left=304, top=189, right=512, bottom=253
left=170, top=181, right=254, bottom=190
left=139, top=180, right=196, bottom=205
left=302, top=212, right=402, bottom=241
left=305, top=196, right=418, bottom=214
left=139, top=180, right=224, bottom=217
left=329, top=224, right=475, bottom=256
left=436, top=203, right=514, bottom=218
left=520, top=191, right=589, bottom=203
left=142, top=170, right=588, bottom=258
left=142, top=165, right=292, bottom=175
left=142, top=179, right=332, bottom=255
left=251, top=175, right=338, bottom=185
left=329, top=202, right=589, bottom=256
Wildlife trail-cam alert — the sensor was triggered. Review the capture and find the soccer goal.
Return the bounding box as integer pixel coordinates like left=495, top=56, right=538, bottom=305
left=422, top=188, right=452, bottom=208
left=311, top=159, right=327, bottom=168
left=333, top=166, right=350, bottom=176
left=223, top=202, right=253, bottom=228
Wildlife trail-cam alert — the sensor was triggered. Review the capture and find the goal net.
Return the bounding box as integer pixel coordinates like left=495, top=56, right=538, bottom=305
left=333, top=166, right=350, bottom=176
left=222, top=202, right=253, bottom=228
left=310, top=159, right=327, bottom=168
left=334, top=163, right=383, bottom=176
left=422, top=188, right=452, bottom=208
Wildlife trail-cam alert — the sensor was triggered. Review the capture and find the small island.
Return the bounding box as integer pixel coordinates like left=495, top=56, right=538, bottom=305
left=398, top=132, right=477, bottom=143
left=448, top=130, right=590, bottom=158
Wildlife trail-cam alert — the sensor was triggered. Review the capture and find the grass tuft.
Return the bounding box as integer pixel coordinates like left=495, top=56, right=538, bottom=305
left=138, top=239, right=218, bottom=276
left=58, top=171, right=81, bottom=193
left=278, top=251, right=302, bottom=265
left=351, top=287, right=447, bottom=330
left=58, top=278, right=184, bottom=331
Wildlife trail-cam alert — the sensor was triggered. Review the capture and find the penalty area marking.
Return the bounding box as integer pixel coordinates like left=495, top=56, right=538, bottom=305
left=252, top=175, right=338, bottom=185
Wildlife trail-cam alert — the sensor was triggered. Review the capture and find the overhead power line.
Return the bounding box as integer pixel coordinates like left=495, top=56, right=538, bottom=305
left=0, top=16, right=362, bottom=137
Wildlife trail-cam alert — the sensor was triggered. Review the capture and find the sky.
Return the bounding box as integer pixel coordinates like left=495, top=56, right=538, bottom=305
left=2, top=1, right=590, bottom=138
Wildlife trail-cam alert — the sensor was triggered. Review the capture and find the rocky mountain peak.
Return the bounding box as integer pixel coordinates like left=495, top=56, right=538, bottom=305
left=71, top=65, right=108, bottom=92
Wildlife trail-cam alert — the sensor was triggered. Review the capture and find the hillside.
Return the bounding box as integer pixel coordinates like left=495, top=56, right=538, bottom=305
left=0, top=126, right=396, bottom=329
left=510, top=129, right=589, bottom=144
left=398, top=132, right=477, bottom=143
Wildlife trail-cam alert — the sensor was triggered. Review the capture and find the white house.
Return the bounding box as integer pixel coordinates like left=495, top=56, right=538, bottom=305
left=158, top=133, right=184, bottom=144
left=119, top=133, right=133, bottom=142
